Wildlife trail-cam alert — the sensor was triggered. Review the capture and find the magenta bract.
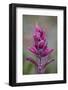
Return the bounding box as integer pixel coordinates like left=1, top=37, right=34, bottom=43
left=28, top=25, right=54, bottom=57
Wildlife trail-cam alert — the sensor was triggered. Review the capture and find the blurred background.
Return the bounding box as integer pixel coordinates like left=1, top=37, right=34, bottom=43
left=23, top=15, right=57, bottom=75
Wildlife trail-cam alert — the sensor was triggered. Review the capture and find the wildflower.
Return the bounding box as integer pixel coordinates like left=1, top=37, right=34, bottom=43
left=26, top=25, right=54, bottom=74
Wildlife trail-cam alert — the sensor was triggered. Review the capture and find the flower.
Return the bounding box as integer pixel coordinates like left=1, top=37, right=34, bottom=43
left=28, top=25, right=54, bottom=57
left=26, top=25, right=54, bottom=74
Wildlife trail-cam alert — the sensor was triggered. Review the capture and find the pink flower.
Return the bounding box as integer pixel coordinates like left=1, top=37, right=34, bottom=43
left=28, top=25, right=54, bottom=57
left=26, top=25, right=54, bottom=74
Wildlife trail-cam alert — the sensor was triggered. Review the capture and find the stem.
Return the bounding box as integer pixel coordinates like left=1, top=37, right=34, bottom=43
left=36, top=55, right=42, bottom=74
left=38, top=56, right=42, bottom=74
left=39, top=57, right=41, bottom=65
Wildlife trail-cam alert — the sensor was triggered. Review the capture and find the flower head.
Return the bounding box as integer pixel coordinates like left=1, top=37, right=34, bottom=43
left=28, top=25, right=54, bottom=57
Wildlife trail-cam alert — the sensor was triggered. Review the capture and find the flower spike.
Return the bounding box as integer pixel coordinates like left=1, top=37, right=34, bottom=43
left=26, top=25, right=54, bottom=74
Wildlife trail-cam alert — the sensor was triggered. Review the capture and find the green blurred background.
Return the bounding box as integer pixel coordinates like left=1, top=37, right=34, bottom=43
left=23, top=15, right=57, bottom=75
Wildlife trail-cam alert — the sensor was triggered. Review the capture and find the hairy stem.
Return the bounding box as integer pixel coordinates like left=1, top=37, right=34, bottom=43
left=38, top=57, right=42, bottom=74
